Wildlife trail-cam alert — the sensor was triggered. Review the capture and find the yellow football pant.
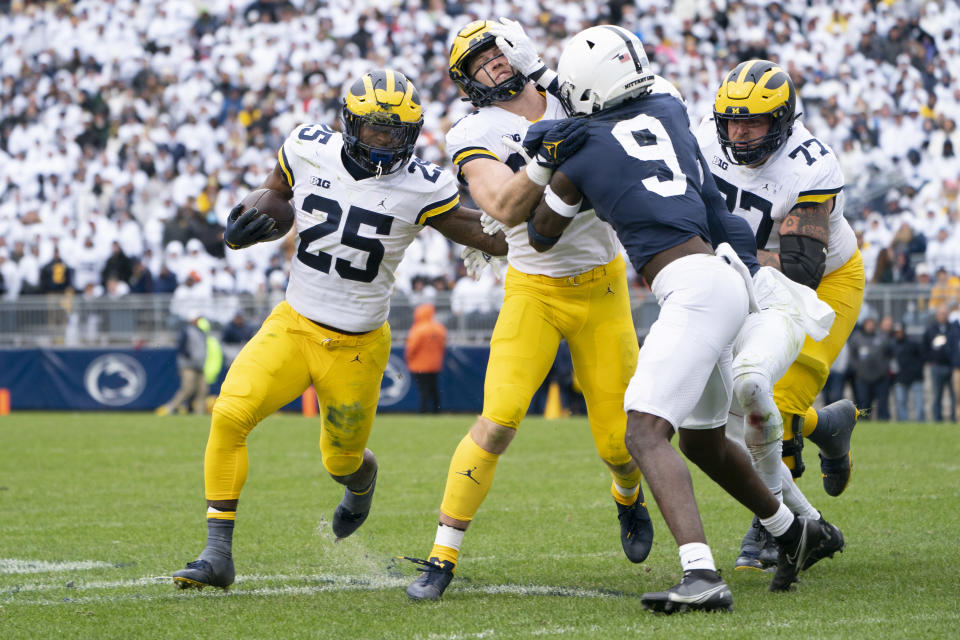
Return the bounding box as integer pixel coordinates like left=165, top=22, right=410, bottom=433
left=439, top=256, right=639, bottom=524
left=775, top=250, right=865, bottom=470
left=204, top=301, right=391, bottom=501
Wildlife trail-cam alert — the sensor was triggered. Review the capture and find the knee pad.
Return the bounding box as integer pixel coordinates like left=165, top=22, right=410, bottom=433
left=735, top=370, right=782, bottom=447
left=734, top=370, right=772, bottom=412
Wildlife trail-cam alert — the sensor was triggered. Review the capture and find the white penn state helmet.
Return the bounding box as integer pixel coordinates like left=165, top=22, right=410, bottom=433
left=556, top=25, right=655, bottom=116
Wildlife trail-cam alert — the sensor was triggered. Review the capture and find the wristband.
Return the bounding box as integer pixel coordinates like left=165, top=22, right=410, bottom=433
left=526, top=216, right=561, bottom=248
left=544, top=185, right=581, bottom=218
left=525, top=161, right=553, bottom=186
left=528, top=66, right=559, bottom=94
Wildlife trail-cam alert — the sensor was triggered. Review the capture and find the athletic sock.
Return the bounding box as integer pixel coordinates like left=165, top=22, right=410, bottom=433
left=759, top=502, right=795, bottom=539
left=679, top=542, right=716, bottom=572
left=428, top=523, right=464, bottom=570
left=778, top=463, right=820, bottom=520
left=200, top=511, right=235, bottom=562
left=439, top=434, right=500, bottom=522
left=611, top=466, right=642, bottom=506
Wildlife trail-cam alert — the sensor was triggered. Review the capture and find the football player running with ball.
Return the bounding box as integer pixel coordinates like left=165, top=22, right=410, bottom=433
left=404, top=19, right=652, bottom=602
left=522, top=26, right=837, bottom=613
left=171, top=69, right=506, bottom=591
left=696, top=61, right=864, bottom=568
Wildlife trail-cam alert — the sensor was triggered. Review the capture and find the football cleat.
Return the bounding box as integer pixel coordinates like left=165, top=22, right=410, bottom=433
left=641, top=569, right=733, bottom=614
left=332, top=471, right=377, bottom=540
left=172, top=557, right=234, bottom=590
left=769, top=516, right=830, bottom=592
left=801, top=516, right=844, bottom=570
left=808, top=399, right=859, bottom=496
left=734, top=517, right=776, bottom=572
left=404, top=556, right=455, bottom=601
left=617, top=492, right=654, bottom=563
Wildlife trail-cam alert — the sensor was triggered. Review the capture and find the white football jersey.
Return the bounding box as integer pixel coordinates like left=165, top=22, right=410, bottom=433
left=446, top=93, right=619, bottom=277
left=277, top=123, right=459, bottom=332
left=696, top=118, right=857, bottom=276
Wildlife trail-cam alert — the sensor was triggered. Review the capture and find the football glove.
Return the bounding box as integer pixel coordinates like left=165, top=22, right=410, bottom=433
left=480, top=212, right=506, bottom=237
left=461, top=246, right=506, bottom=280
left=488, top=18, right=559, bottom=92
left=487, top=17, right=541, bottom=76
left=523, top=118, right=590, bottom=185
left=224, top=203, right=284, bottom=250
left=501, top=135, right=533, bottom=164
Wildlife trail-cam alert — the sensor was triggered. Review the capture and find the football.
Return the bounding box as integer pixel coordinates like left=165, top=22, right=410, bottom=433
left=240, top=188, right=295, bottom=236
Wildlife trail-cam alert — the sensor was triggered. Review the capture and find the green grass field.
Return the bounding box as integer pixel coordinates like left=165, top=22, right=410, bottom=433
left=0, top=412, right=957, bottom=639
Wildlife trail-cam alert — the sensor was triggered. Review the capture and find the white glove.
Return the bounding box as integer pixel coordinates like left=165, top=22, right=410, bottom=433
left=461, top=246, right=507, bottom=280
left=715, top=242, right=760, bottom=313
left=480, top=212, right=506, bottom=236
left=501, top=135, right=533, bottom=164
left=487, top=17, right=542, bottom=76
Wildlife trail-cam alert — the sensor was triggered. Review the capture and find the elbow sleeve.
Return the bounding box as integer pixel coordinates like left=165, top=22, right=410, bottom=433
left=779, top=235, right=827, bottom=289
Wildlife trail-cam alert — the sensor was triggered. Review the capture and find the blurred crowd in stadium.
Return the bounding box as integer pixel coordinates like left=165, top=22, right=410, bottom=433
left=0, top=0, right=958, bottom=320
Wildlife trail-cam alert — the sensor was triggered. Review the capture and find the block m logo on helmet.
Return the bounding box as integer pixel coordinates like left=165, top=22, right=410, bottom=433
left=341, top=69, right=424, bottom=177
left=713, top=59, right=799, bottom=166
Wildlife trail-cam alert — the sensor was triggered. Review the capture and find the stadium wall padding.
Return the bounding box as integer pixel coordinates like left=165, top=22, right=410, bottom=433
left=0, top=347, right=487, bottom=412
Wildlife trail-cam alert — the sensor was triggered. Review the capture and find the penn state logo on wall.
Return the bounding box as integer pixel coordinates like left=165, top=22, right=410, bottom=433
left=378, top=354, right=411, bottom=407
left=84, top=354, right=147, bottom=407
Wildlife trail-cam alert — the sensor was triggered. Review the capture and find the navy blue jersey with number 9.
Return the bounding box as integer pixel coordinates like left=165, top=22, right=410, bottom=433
left=558, top=93, right=759, bottom=275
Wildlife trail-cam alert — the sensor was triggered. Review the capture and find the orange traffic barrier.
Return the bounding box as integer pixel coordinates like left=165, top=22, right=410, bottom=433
left=0, top=388, right=10, bottom=415
left=302, top=386, right=318, bottom=417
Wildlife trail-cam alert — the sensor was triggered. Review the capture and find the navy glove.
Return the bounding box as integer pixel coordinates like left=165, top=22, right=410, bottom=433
left=224, top=203, right=281, bottom=250
left=538, top=118, right=590, bottom=168
left=523, top=118, right=589, bottom=185
left=521, top=119, right=559, bottom=160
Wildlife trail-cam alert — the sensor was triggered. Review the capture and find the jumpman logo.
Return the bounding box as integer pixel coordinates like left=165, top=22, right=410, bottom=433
left=456, top=466, right=481, bottom=485
left=350, top=353, right=362, bottom=363
left=377, top=197, right=388, bottom=209
left=605, top=284, right=614, bottom=295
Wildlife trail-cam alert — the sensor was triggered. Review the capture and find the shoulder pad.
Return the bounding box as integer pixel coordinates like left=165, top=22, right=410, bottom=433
left=445, top=111, right=493, bottom=147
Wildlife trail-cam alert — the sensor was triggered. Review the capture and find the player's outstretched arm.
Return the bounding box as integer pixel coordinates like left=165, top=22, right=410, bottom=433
left=461, top=158, right=542, bottom=228
left=776, top=199, right=833, bottom=288
left=527, top=171, right=580, bottom=253
left=429, top=205, right=508, bottom=256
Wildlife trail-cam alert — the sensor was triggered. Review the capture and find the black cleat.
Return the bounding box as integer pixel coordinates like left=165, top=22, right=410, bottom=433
left=617, top=491, right=654, bottom=563
left=769, top=516, right=829, bottom=592
left=735, top=517, right=776, bottom=572
left=641, top=569, right=733, bottom=614
left=332, top=470, right=377, bottom=540
left=172, top=557, right=235, bottom=590
left=808, top=400, right=859, bottom=496
left=405, top=556, right=455, bottom=601
left=801, top=516, right=844, bottom=570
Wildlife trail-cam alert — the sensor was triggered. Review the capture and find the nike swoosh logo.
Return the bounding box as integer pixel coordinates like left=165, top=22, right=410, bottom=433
left=786, top=523, right=808, bottom=565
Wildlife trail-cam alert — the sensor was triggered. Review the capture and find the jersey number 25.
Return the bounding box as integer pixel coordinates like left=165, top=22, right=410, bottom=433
left=297, top=194, right=393, bottom=283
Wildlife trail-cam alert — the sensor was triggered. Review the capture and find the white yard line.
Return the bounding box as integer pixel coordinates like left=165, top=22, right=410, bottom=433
left=2, top=571, right=629, bottom=605
left=0, top=558, right=117, bottom=575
